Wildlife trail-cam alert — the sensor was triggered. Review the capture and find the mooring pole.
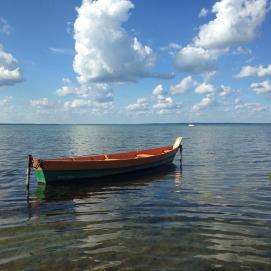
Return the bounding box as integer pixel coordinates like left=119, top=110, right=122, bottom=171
left=179, top=144, right=183, bottom=169
left=26, top=155, right=33, bottom=191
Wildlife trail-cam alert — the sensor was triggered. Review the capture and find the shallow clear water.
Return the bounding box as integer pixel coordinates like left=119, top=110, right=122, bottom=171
left=0, top=124, right=271, bottom=270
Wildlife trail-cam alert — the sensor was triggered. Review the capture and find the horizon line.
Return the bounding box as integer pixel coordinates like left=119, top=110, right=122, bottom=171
left=0, top=122, right=271, bottom=125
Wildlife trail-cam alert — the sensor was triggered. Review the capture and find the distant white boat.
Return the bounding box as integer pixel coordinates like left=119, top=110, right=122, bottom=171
left=188, top=124, right=195, bottom=127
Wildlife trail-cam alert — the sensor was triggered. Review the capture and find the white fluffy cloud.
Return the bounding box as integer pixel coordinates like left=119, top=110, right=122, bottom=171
left=56, top=85, right=76, bottom=97
left=175, top=46, right=218, bottom=74
left=194, top=0, right=268, bottom=49
left=64, top=98, right=113, bottom=111
left=234, top=98, right=267, bottom=113
left=231, top=46, right=252, bottom=55
left=160, top=43, right=182, bottom=56
left=30, top=98, right=54, bottom=109
left=152, top=84, right=166, bottom=96
left=126, top=84, right=181, bottom=115
left=153, top=96, right=173, bottom=110
left=170, top=76, right=198, bottom=94
left=219, top=85, right=234, bottom=96
left=174, top=0, right=268, bottom=74
left=195, top=82, right=216, bottom=94
left=0, top=18, right=12, bottom=35
left=236, top=64, right=271, bottom=78
left=153, top=95, right=181, bottom=114
left=250, top=80, right=271, bottom=94
left=56, top=78, right=78, bottom=96
left=126, top=97, right=149, bottom=112
left=73, top=0, right=172, bottom=83
left=56, top=78, right=113, bottom=102
left=235, top=102, right=267, bottom=112
left=0, top=96, right=13, bottom=107
left=64, top=99, right=90, bottom=110
left=49, top=47, right=73, bottom=55
left=199, top=8, right=209, bottom=17
left=152, top=84, right=183, bottom=114
left=192, top=94, right=214, bottom=111
left=160, top=43, right=182, bottom=52
left=0, top=45, right=22, bottom=86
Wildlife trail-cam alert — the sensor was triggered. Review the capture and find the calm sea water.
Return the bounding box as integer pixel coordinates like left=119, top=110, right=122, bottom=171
left=0, top=124, right=271, bottom=270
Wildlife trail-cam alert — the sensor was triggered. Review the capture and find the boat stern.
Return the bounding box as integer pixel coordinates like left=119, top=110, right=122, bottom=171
left=34, top=169, right=46, bottom=184
left=32, top=158, right=46, bottom=184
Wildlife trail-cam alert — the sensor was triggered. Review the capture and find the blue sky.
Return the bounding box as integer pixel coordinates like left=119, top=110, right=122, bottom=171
left=0, top=0, right=270, bottom=123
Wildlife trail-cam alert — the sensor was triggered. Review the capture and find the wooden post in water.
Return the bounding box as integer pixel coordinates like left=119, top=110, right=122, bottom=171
left=179, top=145, right=183, bottom=169
left=26, top=155, right=32, bottom=190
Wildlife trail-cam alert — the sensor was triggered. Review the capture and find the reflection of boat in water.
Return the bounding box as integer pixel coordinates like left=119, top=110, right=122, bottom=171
left=35, top=163, right=180, bottom=203
left=30, top=137, right=182, bottom=184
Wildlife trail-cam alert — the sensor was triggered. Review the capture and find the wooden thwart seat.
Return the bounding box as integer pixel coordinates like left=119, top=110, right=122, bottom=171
left=104, top=155, right=119, bottom=160
left=136, top=154, right=154, bottom=158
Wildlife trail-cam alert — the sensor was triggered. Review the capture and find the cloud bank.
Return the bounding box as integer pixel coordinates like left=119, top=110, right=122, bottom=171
left=174, top=0, right=268, bottom=74
left=127, top=84, right=181, bottom=115
left=236, top=64, right=271, bottom=77
left=250, top=80, right=271, bottom=94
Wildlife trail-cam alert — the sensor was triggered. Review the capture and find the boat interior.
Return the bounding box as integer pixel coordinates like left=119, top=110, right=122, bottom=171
left=46, top=145, right=174, bottom=162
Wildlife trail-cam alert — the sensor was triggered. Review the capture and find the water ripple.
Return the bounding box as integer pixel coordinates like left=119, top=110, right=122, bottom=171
left=0, top=124, right=271, bottom=270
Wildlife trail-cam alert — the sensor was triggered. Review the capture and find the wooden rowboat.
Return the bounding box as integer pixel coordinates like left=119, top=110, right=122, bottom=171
left=30, top=137, right=182, bottom=184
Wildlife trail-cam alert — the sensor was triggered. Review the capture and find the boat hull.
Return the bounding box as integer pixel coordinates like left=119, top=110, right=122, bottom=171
left=34, top=154, right=176, bottom=184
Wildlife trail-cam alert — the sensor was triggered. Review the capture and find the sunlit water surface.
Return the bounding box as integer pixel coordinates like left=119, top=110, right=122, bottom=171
left=0, top=124, right=271, bottom=270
